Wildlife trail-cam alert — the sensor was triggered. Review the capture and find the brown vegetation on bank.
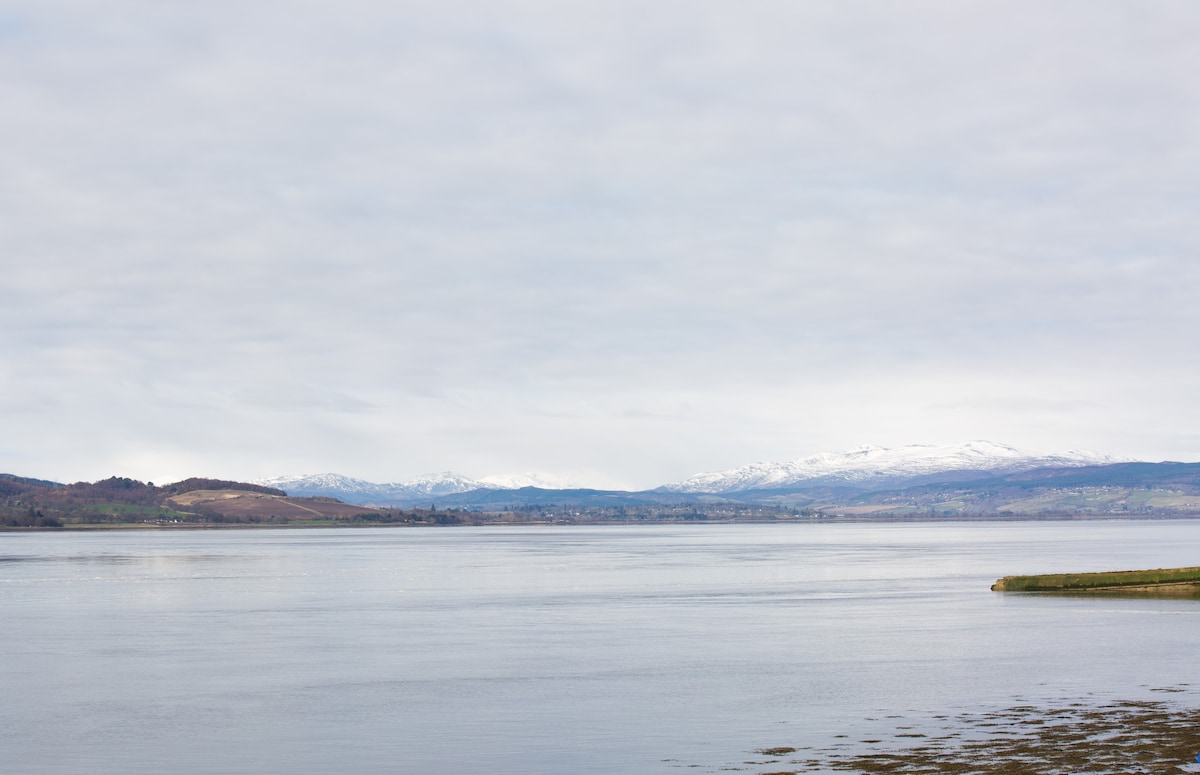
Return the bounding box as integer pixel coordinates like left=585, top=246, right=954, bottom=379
left=166, top=489, right=383, bottom=521
left=0, top=474, right=395, bottom=527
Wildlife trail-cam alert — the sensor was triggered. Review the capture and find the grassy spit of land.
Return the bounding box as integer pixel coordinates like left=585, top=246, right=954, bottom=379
left=992, top=566, right=1200, bottom=592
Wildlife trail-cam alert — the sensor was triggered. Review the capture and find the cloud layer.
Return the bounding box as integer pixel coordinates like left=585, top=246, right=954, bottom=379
left=4, top=1, right=1200, bottom=487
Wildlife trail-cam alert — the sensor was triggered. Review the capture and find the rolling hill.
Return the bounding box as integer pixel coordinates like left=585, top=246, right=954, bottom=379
left=0, top=475, right=386, bottom=527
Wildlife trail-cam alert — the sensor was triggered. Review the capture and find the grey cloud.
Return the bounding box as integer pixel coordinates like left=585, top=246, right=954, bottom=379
left=4, top=1, right=1200, bottom=484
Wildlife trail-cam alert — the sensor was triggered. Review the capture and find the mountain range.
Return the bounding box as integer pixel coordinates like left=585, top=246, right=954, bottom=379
left=6, top=441, right=1200, bottom=524
left=661, top=441, right=1126, bottom=493
left=254, top=470, right=611, bottom=503
left=255, top=471, right=487, bottom=503
left=254, top=441, right=1142, bottom=509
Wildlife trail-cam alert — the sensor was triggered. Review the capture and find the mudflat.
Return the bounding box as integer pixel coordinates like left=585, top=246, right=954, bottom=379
left=745, top=693, right=1200, bottom=775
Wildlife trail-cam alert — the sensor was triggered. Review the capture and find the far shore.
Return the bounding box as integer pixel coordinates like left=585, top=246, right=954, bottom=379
left=5, top=511, right=1200, bottom=532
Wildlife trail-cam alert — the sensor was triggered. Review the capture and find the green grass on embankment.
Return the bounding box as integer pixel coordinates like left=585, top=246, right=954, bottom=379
left=992, top=566, right=1200, bottom=592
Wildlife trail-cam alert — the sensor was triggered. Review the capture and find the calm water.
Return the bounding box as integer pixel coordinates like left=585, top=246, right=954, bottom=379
left=2, top=520, right=1198, bottom=774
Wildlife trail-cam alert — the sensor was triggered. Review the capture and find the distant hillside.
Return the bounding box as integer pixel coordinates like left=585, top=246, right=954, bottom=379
left=164, top=489, right=386, bottom=522
left=433, top=486, right=692, bottom=509
left=262, top=459, right=1200, bottom=518
left=260, top=442, right=1139, bottom=508
left=7, top=446, right=1200, bottom=527
left=755, top=462, right=1200, bottom=517
left=0, top=475, right=387, bottom=527
left=0, top=475, right=54, bottom=506
left=255, top=471, right=498, bottom=505
left=662, top=441, right=1127, bottom=493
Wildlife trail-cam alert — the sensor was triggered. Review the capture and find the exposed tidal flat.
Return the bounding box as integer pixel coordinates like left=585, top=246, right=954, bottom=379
left=1, top=521, right=1198, bottom=774
left=729, top=693, right=1200, bottom=773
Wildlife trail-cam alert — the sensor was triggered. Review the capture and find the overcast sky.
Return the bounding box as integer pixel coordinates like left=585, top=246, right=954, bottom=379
left=4, top=1, right=1200, bottom=488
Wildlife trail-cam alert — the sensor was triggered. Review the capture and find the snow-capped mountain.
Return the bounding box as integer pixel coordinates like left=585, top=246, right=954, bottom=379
left=663, top=441, right=1129, bottom=494
left=258, top=470, right=625, bottom=505
left=260, top=442, right=1134, bottom=505
left=255, top=472, right=505, bottom=505
left=479, top=472, right=609, bottom=490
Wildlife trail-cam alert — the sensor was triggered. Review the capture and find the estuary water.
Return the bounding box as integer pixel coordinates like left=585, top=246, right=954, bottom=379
left=1, top=520, right=1198, bottom=774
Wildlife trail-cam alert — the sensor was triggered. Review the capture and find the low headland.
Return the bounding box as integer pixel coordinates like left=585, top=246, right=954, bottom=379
left=992, top=566, right=1200, bottom=594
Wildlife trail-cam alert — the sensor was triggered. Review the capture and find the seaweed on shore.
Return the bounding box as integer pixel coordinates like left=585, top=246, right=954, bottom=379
left=746, top=694, right=1200, bottom=775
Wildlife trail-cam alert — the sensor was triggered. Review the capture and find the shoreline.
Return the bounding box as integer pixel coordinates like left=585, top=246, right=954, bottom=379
left=992, top=566, right=1200, bottom=593
left=5, top=511, right=1200, bottom=532
left=736, top=691, right=1200, bottom=775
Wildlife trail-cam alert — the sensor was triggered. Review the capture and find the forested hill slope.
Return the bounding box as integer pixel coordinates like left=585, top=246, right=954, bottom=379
left=0, top=475, right=386, bottom=527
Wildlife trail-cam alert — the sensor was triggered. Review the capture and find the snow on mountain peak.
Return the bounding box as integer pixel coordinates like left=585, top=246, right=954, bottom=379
left=253, top=471, right=500, bottom=503
left=256, top=472, right=377, bottom=492
left=479, top=472, right=605, bottom=490
left=401, top=472, right=502, bottom=495
left=257, top=442, right=1132, bottom=503
left=665, top=441, right=1128, bottom=494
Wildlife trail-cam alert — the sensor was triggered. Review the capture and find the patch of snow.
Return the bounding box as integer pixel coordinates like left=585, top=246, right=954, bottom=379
left=663, top=441, right=1132, bottom=493
left=479, top=471, right=613, bottom=490
left=253, top=471, right=498, bottom=504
